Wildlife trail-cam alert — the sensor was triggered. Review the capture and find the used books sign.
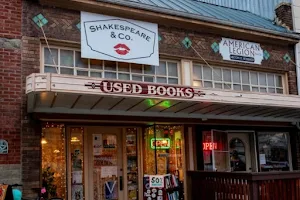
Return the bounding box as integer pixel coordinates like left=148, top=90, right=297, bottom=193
left=81, top=11, right=159, bottom=66
left=219, top=38, right=263, bottom=65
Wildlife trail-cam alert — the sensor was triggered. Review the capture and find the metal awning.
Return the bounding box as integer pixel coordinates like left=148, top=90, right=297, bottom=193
left=26, top=73, right=300, bottom=122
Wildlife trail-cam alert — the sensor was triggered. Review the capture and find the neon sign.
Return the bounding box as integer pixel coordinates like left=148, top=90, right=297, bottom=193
left=203, top=142, right=217, bottom=150
left=150, top=138, right=170, bottom=150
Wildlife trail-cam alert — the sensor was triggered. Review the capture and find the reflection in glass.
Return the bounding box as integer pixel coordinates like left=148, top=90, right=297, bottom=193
left=44, top=48, right=58, bottom=65
left=157, top=61, right=167, bottom=75
left=60, top=50, right=74, bottom=67
left=258, top=132, right=289, bottom=171
left=229, top=138, right=246, bottom=171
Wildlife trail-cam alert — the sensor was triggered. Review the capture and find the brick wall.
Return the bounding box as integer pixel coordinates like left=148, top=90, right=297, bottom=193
left=275, top=3, right=293, bottom=30
left=21, top=1, right=297, bottom=94
left=21, top=36, right=41, bottom=197
left=18, top=0, right=299, bottom=197
left=0, top=0, right=22, bottom=183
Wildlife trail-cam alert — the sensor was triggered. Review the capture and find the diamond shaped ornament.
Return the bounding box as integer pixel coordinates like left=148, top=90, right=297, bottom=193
left=283, top=53, right=291, bottom=63
left=32, top=13, right=48, bottom=27
left=182, top=37, right=192, bottom=49
left=263, top=50, right=270, bottom=60
left=76, top=22, right=81, bottom=30
left=211, top=42, right=219, bottom=53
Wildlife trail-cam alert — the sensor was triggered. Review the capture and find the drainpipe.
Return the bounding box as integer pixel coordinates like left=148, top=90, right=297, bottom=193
left=295, top=44, right=300, bottom=95
left=292, top=0, right=300, bottom=95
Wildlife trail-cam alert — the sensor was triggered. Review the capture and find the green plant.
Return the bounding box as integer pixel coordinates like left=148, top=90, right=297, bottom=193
left=42, top=167, right=57, bottom=198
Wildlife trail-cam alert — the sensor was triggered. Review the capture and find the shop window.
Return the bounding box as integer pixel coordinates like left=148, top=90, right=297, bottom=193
left=193, top=64, right=284, bottom=94
left=69, top=127, right=84, bottom=200
left=143, top=125, right=184, bottom=199
left=41, top=123, right=66, bottom=199
left=43, top=47, right=180, bottom=84
left=126, top=128, right=139, bottom=200
left=229, top=138, right=246, bottom=171
left=202, top=130, right=230, bottom=172
left=257, top=132, right=290, bottom=171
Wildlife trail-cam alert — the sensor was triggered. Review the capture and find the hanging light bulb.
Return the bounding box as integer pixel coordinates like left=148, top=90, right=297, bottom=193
left=71, top=137, right=80, bottom=143
left=41, top=136, right=47, bottom=144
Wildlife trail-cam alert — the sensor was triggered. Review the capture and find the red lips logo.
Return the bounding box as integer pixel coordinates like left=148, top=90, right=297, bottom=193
left=114, top=43, right=130, bottom=55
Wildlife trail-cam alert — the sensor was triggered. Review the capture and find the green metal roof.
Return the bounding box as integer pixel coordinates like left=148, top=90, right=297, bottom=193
left=97, top=0, right=300, bottom=38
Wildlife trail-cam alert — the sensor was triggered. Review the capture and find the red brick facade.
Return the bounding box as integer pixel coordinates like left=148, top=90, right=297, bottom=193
left=0, top=0, right=22, bottom=165
left=0, top=0, right=299, bottom=197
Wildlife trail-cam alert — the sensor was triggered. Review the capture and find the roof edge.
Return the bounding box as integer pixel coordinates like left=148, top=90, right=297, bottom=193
left=96, top=0, right=300, bottom=40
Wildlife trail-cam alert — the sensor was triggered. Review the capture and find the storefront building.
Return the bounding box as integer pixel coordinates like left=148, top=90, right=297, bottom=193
left=2, top=0, right=300, bottom=200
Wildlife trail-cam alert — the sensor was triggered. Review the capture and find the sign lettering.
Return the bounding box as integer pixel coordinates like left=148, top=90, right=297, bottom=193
left=149, top=175, right=164, bottom=188
left=219, top=38, right=263, bottom=65
left=85, top=80, right=205, bottom=99
left=203, top=142, right=218, bottom=150
left=81, top=12, right=159, bottom=66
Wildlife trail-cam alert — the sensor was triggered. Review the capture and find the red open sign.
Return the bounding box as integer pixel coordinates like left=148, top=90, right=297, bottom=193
left=203, top=142, right=217, bottom=150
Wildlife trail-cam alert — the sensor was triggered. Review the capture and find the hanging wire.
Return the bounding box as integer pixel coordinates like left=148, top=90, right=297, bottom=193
left=38, top=19, right=59, bottom=74
left=190, top=44, right=233, bottom=90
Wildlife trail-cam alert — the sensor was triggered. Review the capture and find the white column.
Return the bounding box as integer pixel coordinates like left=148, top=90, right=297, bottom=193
left=181, top=60, right=192, bottom=86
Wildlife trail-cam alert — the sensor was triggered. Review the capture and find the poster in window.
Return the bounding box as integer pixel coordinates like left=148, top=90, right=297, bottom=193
left=93, top=134, right=103, bottom=156
left=72, top=185, right=83, bottom=200
left=105, top=181, right=118, bottom=200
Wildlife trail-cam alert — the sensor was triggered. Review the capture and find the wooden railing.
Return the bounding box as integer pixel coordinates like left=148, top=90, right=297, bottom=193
left=187, top=171, right=300, bottom=200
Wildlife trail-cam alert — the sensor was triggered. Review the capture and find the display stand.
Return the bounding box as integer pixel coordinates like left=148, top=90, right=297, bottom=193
left=143, top=174, right=180, bottom=200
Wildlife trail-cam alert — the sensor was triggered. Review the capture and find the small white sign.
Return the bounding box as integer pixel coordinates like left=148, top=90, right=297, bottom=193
left=93, top=134, right=103, bottom=156
left=149, top=175, right=164, bottom=188
left=101, top=166, right=118, bottom=178
left=219, top=38, right=263, bottom=65
left=259, top=154, right=266, bottom=165
left=81, top=12, right=159, bottom=66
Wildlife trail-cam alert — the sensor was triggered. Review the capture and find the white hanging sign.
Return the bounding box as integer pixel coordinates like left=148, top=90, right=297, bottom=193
left=219, top=38, right=263, bottom=65
left=81, top=12, right=159, bottom=66
left=149, top=175, right=164, bottom=188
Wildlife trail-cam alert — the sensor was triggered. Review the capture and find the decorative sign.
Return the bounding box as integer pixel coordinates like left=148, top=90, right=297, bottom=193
left=219, top=38, right=263, bottom=65
left=101, top=166, right=118, bottom=178
left=85, top=80, right=205, bottom=99
left=0, top=140, right=8, bottom=154
left=203, top=142, right=218, bottom=150
left=105, top=181, right=117, bottom=200
left=150, top=138, right=170, bottom=150
left=259, top=154, right=266, bottom=165
left=149, top=175, right=164, bottom=188
left=93, top=134, right=103, bottom=156
left=81, top=11, right=159, bottom=66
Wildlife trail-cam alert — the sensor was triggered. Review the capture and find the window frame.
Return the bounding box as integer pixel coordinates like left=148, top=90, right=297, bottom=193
left=41, top=45, right=181, bottom=85
left=256, top=132, right=293, bottom=172
left=191, top=63, right=287, bottom=94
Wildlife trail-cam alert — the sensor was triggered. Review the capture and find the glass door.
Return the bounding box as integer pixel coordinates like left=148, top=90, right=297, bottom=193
left=202, top=130, right=230, bottom=172
left=87, top=127, right=124, bottom=200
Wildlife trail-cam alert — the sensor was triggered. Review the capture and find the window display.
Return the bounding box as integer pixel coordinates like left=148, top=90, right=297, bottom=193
left=70, top=127, right=84, bottom=200
left=126, top=128, right=139, bottom=200
left=41, top=123, right=66, bottom=199
left=258, top=132, right=290, bottom=171
left=143, top=125, right=184, bottom=200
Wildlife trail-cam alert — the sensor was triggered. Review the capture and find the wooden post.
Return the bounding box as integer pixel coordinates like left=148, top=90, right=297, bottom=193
left=249, top=180, right=259, bottom=200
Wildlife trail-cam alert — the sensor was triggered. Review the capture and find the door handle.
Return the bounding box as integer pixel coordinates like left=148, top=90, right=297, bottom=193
left=119, top=176, right=123, bottom=191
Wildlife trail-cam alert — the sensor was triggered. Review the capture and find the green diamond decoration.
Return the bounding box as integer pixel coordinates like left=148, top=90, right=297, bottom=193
left=211, top=42, right=219, bottom=53
left=32, top=13, right=48, bottom=28
left=263, top=50, right=270, bottom=60
left=182, top=37, right=192, bottom=49
left=158, top=35, right=162, bottom=42
left=76, top=23, right=81, bottom=30
left=283, top=53, right=291, bottom=63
